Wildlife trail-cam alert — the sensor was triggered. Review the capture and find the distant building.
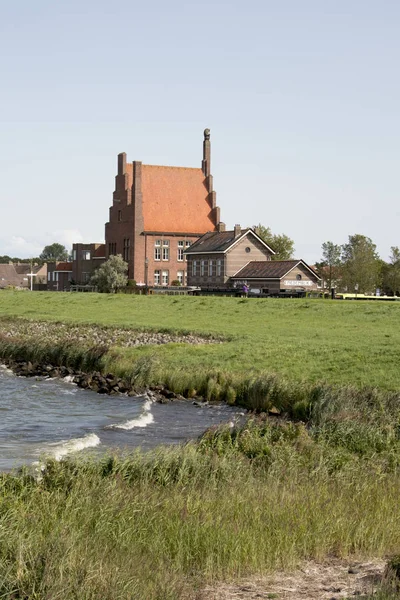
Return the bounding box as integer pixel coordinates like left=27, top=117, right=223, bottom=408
left=0, top=263, right=47, bottom=290
left=105, top=129, right=224, bottom=286
left=71, top=243, right=106, bottom=285
left=231, top=260, right=321, bottom=295
left=185, top=226, right=275, bottom=288
left=47, top=261, right=73, bottom=291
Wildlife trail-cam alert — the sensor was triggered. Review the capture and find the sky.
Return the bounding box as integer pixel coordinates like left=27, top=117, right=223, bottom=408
left=1, top=0, right=399, bottom=263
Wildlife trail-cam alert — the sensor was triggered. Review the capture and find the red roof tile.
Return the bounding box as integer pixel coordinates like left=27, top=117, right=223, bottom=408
left=125, top=164, right=215, bottom=233
left=142, top=165, right=214, bottom=233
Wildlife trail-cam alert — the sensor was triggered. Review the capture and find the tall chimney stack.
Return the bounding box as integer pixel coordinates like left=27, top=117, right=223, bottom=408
left=202, top=128, right=211, bottom=176
left=234, top=224, right=241, bottom=237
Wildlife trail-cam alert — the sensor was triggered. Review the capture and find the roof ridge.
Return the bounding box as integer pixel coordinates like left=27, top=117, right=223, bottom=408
left=142, top=164, right=203, bottom=171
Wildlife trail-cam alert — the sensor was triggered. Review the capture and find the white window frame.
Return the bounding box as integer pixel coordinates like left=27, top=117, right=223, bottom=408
left=200, top=260, right=206, bottom=276
left=162, top=270, right=169, bottom=286
left=154, top=247, right=161, bottom=261
left=154, top=270, right=160, bottom=285
left=192, top=260, right=197, bottom=277
left=177, top=241, right=184, bottom=262
left=177, top=270, right=184, bottom=284
left=208, top=260, right=213, bottom=277
left=217, top=259, right=222, bottom=277
left=82, top=251, right=91, bottom=261
left=162, top=246, right=169, bottom=261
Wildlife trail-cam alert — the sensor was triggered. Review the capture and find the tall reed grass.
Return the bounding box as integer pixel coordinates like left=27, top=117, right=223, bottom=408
left=1, top=418, right=400, bottom=599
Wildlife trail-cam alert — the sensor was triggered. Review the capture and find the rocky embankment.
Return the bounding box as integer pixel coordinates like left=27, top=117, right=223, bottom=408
left=0, top=319, right=223, bottom=348
left=1, top=358, right=202, bottom=404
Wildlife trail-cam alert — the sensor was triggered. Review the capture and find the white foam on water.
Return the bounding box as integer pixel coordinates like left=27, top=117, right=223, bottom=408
left=0, top=364, right=14, bottom=375
left=62, top=375, right=76, bottom=384
left=45, top=433, right=100, bottom=461
left=106, top=398, right=154, bottom=430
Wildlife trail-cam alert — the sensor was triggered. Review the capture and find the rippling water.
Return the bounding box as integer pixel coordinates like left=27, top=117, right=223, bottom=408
left=0, top=365, right=244, bottom=472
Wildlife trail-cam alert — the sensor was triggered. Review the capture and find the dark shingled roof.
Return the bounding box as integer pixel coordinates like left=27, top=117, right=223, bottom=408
left=185, top=228, right=274, bottom=254
left=232, top=260, right=321, bottom=280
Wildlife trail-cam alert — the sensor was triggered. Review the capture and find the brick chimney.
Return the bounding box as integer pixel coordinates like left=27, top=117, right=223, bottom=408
left=217, top=222, right=226, bottom=232
left=202, top=128, right=211, bottom=177
left=234, top=224, right=241, bottom=237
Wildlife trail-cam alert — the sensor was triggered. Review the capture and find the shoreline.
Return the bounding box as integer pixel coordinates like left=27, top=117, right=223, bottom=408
left=0, top=356, right=206, bottom=405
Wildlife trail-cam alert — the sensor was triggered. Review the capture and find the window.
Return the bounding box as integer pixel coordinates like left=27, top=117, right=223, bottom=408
left=83, top=272, right=90, bottom=283
left=154, top=270, right=160, bottom=285
left=54, top=272, right=59, bottom=282
left=162, top=270, right=169, bottom=286
left=208, top=260, right=213, bottom=276
left=154, top=240, right=161, bottom=261
left=82, top=251, right=91, bottom=260
left=296, top=274, right=302, bottom=280
left=109, top=243, right=116, bottom=256
left=118, top=210, right=122, bottom=222
left=123, top=238, right=130, bottom=261
left=162, top=239, right=169, bottom=261
left=245, top=247, right=251, bottom=253
left=177, top=270, right=184, bottom=284
left=192, top=260, right=197, bottom=276
left=200, top=260, right=205, bottom=276
left=185, top=241, right=190, bottom=261
left=217, top=259, right=222, bottom=277
left=72, top=250, right=77, bottom=261
left=177, top=241, right=184, bottom=261
left=48, top=272, right=52, bottom=282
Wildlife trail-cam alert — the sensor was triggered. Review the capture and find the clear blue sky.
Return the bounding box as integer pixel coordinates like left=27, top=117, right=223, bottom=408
left=1, top=0, right=399, bottom=262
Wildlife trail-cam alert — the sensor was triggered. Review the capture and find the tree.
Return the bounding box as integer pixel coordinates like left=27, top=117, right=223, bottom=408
left=40, top=243, right=69, bottom=262
left=381, top=247, right=400, bottom=296
left=90, top=254, right=128, bottom=293
left=340, top=234, right=380, bottom=294
left=316, top=241, right=342, bottom=291
left=255, top=224, right=295, bottom=260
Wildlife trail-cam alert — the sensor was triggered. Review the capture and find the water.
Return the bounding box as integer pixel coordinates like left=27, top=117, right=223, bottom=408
left=0, top=365, right=244, bottom=472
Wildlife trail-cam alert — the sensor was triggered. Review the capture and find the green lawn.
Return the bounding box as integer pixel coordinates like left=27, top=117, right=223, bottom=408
left=0, top=290, right=399, bottom=390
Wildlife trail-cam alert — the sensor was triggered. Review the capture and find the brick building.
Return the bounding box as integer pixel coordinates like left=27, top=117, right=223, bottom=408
left=231, top=260, right=321, bottom=295
left=105, top=129, right=224, bottom=286
left=47, top=261, right=73, bottom=291
left=185, top=226, right=275, bottom=288
left=71, top=243, right=106, bottom=284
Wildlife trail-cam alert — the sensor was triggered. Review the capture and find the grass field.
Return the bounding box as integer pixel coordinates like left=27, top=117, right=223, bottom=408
left=0, top=290, right=400, bottom=390
left=1, top=290, right=400, bottom=598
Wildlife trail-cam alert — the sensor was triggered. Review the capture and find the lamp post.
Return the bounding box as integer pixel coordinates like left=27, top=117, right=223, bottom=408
left=145, top=257, right=149, bottom=294
left=355, top=282, right=359, bottom=299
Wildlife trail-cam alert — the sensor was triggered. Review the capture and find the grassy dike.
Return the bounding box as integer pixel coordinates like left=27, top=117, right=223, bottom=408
left=1, top=290, right=400, bottom=599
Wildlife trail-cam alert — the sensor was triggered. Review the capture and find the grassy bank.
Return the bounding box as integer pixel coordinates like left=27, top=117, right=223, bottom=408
left=2, top=416, right=400, bottom=599
left=1, top=290, right=400, bottom=391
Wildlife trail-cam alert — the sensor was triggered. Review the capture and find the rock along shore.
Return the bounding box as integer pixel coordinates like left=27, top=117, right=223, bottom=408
left=1, top=358, right=206, bottom=405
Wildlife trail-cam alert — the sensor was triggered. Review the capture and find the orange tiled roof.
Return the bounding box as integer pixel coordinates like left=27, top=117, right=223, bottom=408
left=125, top=164, right=215, bottom=233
